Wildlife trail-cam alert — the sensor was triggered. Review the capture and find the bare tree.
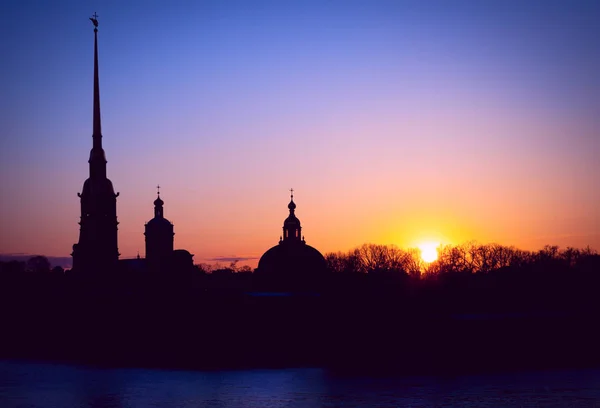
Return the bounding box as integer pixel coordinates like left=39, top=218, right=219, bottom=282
left=26, top=256, right=51, bottom=274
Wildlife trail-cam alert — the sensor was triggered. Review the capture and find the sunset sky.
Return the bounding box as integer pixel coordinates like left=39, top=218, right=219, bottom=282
left=1, top=0, right=599, bottom=267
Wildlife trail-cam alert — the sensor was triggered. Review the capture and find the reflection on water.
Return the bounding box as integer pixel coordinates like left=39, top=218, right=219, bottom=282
left=1, top=360, right=600, bottom=407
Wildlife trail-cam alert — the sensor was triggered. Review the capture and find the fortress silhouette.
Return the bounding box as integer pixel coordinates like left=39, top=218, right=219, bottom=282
left=71, top=17, right=327, bottom=288
left=1, top=16, right=600, bottom=376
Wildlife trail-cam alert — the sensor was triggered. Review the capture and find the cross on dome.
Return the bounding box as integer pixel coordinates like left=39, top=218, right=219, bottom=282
left=154, top=185, right=164, bottom=210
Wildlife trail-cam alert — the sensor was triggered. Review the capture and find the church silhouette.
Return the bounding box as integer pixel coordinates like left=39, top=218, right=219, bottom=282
left=71, top=16, right=119, bottom=275
left=71, top=16, right=327, bottom=289
left=254, top=191, right=327, bottom=291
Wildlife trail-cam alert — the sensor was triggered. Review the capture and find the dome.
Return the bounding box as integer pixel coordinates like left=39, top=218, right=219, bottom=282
left=288, top=199, right=296, bottom=211
left=81, top=177, right=116, bottom=196
left=147, top=191, right=170, bottom=226
left=146, top=216, right=172, bottom=227
left=284, top=213, right=300, bottom=225
left=258, top=242, right=327, bottom=275
left=171, top=249, right=194, bottom=271
left=255, top=242, right=327, bottom=292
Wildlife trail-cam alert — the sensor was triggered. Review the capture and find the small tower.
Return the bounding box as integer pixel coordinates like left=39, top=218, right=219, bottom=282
left=72, top=13, right=120, bottom=273
left=144, top=185, right=174, bottom=272
left=281, top=189, right=303, bottom=244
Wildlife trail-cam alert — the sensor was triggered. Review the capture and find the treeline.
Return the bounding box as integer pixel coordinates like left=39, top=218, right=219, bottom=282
left=325, top=242, right=598, bottom=277
left=0, top=257, right=253, bottom=277
left=0, top=255, right=65, bottom=275
left=2, top=243, right=598, bottom=284
left=325, top=244, right=424, bottom=277
left=3, top=243, right=598, bottom=316
left=324, top=242, right=600, bottom=311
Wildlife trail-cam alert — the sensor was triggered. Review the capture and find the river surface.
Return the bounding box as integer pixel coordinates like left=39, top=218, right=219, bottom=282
left=1, top=360, right=600, bottom=407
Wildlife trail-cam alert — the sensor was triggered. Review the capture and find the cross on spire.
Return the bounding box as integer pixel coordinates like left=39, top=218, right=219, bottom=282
left=89, top=10, right=105, bottom=176
left=290, top=188, right=294, bottom=199
left=157, top=185, right=161, bottom=195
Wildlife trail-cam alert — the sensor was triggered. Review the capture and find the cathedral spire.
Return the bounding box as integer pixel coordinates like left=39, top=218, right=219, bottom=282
left=91, top=12, right=101, bottom=147
left=72, top=14, right=120, bottom=273
left=88, top=13, right=107, bottom=179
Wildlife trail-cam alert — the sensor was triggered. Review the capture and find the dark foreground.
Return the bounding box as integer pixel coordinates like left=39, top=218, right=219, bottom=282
left=2, top=281, right=600, bottom=376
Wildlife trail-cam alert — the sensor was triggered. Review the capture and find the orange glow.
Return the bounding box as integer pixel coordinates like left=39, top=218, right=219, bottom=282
left=418, top=241, right=440, bottom=263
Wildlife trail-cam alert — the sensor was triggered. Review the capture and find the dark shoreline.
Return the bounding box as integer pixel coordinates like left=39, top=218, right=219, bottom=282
left=2, top=288, right=599, bottom=377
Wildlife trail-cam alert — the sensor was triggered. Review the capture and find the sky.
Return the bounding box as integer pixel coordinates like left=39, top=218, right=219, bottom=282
left=1, top=0, right=599, bottom=267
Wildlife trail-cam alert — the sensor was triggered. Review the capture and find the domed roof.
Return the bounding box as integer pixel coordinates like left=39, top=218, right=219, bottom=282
left=146, top=216, right=172, bottom=227
left=173, top=249, right=193, bottom=257
left=146, top=191, right=172, bottom=228
left=81, top=177, right=116, bottom=196
left=171, top=249, right=194, bottom=270
left=284, top=192, right=300, bottom=227
left=257, top=241, right=327, bottom=276
left=284, top=213, right=300, bottom=225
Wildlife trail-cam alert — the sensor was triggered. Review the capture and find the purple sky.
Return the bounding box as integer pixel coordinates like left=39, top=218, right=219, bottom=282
left=1, top=0, right=598, bottom=267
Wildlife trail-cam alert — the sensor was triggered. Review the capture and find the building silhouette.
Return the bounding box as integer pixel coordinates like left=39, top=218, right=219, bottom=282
left=144, top=187, right=174, bottom=273
left=255, top=191, right=327, bottom=291
left=68, top=18, right=320, bottom=284
left=71, top=17, right=120, bottom=273
left=171, top=249, right=195, bottom=274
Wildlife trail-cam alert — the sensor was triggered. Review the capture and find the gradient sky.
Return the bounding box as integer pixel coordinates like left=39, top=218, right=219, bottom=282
left=1, top=0, right=599, bottom=267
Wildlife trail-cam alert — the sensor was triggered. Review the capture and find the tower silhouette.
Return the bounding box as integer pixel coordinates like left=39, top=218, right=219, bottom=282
left=144, top=186, right=175, bottom=272
left=281, top=189, right=303, bottom=243
left=71, top=15, right=120, bottom=273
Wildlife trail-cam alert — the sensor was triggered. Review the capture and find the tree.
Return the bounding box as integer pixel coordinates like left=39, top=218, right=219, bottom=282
left=51, top=266, right=65, bottom=274
left=26, top=256, right=51, bottom=274
left=238, top=265, right=253, bottom=273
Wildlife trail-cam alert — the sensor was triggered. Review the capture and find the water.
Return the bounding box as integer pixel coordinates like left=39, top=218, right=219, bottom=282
left=1, top=360, right=600, bottom=407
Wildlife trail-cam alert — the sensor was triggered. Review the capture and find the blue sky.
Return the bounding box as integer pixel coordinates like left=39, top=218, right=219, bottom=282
left=1, top=0, right=598, bottom=265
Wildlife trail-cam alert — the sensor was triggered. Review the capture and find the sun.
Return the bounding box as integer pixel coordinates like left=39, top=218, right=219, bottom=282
left=418, top=242, right=439, bottom=263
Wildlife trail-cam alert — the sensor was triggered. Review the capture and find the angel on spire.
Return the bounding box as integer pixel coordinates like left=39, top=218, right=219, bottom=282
left=89, top=12, right=99, bottom=28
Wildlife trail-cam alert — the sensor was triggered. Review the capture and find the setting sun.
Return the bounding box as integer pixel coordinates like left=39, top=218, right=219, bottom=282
left=419, top=242, right=439, bottom=263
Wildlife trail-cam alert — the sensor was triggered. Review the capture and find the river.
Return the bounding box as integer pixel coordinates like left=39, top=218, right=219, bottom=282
left=1, top=360, right=599, bottom=407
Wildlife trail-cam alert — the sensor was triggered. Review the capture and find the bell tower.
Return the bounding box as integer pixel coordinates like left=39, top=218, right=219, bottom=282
left=281, top=189, right=303, bottom=244
left=71, top=13, right=120, bottom=273
left=144, top=185, right=175, bottom=272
